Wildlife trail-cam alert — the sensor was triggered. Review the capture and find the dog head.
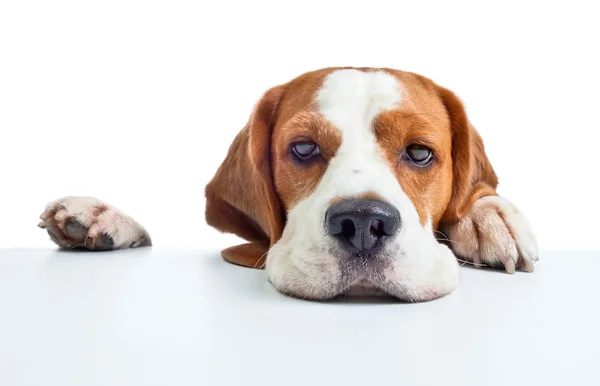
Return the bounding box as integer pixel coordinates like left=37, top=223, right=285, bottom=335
left=205, top=67, right=498, bottom=301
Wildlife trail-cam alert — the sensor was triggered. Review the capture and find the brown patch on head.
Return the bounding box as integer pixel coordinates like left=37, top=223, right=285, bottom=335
left=269, top=68, right=346, bottom=211
left=372, top=69, right=498, bottom=228
left=368, top=71, right=454, bottom=228
left=272, top=112, right=342, bottom=211
left=374, top=111, right=453, bottom=227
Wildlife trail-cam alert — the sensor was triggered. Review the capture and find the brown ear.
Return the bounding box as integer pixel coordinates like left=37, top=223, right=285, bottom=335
left=438, top=85, right=499, bottom=222
left=205, top=86, right=285, bottom=268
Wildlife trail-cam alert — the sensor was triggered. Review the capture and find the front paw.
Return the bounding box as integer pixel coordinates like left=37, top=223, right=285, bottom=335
left=38, top=196, right=151, bottom=250
left=441, top=196, right=538, bottom=273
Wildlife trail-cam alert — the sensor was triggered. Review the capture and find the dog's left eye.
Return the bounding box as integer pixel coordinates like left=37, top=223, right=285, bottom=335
left=405, top=144, right=434, bottom=166
left=291, top=141, right=320, bottom=161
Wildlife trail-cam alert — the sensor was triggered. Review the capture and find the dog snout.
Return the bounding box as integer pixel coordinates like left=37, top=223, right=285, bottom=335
left=325, top=199, right=401, bottom=256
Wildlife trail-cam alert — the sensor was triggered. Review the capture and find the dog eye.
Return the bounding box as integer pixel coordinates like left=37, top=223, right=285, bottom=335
left=405, top=144, right=433, bottom=166
left=291, top=141, right=320, bottom=161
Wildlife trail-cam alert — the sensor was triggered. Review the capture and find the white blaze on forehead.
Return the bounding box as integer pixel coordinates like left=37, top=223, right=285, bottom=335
left=313, top=69, right=406, bottom=199
left=316, top=69, right=403, bottom=146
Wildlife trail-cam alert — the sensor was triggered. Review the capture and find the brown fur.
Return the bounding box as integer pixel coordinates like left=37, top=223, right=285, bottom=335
left=434, top=85, right=499, bottom=223
left=272, top=111, right=342, bottom=211
left=205, top=86, right=286, bottom=266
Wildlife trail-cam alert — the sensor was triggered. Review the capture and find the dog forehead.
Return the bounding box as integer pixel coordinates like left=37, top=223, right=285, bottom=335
left=315, top=69, right=404, bottom=131
left=277, top=68, right=448, bottom=127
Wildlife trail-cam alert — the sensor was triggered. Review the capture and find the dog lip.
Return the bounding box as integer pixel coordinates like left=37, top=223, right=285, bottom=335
left=343, top=278, right=388, bottom=297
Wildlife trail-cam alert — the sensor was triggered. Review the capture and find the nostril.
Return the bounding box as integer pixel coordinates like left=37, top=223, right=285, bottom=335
left=340, top=219, right=356, bottom=238
left=372, top=216, right=399, bottom=237
left=370, top=219, right=384, bottom=238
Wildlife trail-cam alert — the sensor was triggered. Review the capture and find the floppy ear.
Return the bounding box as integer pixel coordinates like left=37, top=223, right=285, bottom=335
left=438, top=85, right=499, bottom=223
left=205, top=86, right=285, bottom=268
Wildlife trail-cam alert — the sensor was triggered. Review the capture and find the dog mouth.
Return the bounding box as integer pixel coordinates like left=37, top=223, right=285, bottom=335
left=343, top=278, right=390, bottom=297
left=269, top=240, right=455, bottom=302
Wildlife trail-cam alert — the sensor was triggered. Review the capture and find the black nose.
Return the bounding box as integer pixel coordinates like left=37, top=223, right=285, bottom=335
left=325, top=199, right=401, bottom=256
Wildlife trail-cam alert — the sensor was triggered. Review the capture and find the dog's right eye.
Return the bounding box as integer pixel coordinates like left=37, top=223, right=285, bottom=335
left=291, top=141, right=321, bottom=161
left=404, top=143, right=434, bottom=166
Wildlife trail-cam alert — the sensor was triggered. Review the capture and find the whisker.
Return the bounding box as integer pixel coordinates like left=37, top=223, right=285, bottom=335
left=433, top=230, right=485, bottom=267
left=252, top=231, right=295, bottom=270
left=433, top=230, right=447, bottom=237
left=433, top=230, right=464, bottom=247
left=456, top=258, right=487, bottom=267
left=435, top=237, right=462, bottom=246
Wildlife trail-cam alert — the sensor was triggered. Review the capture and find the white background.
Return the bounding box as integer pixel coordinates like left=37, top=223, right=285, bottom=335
left=0, top=0, right=598, bottom=250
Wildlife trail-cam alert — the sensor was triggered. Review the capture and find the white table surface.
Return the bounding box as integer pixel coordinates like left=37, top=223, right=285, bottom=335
left=0, top=248, right=598, bottom=386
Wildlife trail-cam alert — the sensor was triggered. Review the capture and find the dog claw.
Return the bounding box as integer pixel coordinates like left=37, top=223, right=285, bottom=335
left=522, top=259, right=534, bottom=273
left=504, top=259, right=516, bottom=274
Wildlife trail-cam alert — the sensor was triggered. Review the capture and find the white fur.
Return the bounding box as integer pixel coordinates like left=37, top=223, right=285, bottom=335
left=266, top=70, right=460, bottom=301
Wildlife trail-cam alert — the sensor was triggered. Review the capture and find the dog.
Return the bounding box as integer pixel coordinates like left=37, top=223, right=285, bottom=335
left=38, top=67, right=538, bottom=302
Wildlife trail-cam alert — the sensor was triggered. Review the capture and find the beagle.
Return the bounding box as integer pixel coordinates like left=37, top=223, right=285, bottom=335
left=38, top=67, right=538, bottom=302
